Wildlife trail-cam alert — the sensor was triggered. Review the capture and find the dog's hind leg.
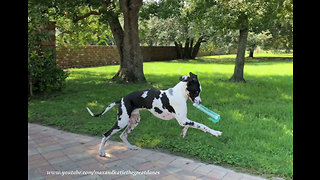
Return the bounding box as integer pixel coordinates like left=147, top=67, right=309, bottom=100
left=99, top=103, right=130, bottom=157
left=99, top=122, right=124, bottom=157
left=120, top=109, right=141, bottom=150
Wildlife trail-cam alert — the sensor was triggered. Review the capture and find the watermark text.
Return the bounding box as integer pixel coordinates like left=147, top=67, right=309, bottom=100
left=47, top=169, right=160, bottom=177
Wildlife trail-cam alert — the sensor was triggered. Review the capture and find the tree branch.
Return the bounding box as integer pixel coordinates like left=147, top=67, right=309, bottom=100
left=73, top=11, right=101, bottom=22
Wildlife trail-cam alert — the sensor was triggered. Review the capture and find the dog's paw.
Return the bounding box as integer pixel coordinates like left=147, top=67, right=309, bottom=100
left=213, top=131, right=222, bottom=137
left=180, top=133, right=186, bottom=138
left=181, top=127, right=188, bottom=138
left=99, top=151, right=106, bottom=157
left=129, top=145, right=140, bottom=150
left=181, top=130, right=186, bottom=138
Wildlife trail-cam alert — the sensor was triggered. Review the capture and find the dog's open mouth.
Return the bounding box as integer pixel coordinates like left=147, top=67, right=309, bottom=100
left=190, top=97, right=201, bottom=104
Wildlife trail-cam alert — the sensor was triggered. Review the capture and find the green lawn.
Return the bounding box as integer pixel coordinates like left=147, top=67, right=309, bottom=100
left=197, top=52, right=293, bottom=61
left=28, top=55, right=293, bottom=179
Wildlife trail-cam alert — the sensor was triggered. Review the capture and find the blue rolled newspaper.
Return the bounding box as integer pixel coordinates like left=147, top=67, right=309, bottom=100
left=193, top=103, right=220, bottom=123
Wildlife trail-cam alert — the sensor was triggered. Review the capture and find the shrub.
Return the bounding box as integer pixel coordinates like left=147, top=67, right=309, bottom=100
left=97, top=39, right=107, bottom=45
left=28, top=1, right=68, bottom=97
left=28, top=49, right=69, bottom=96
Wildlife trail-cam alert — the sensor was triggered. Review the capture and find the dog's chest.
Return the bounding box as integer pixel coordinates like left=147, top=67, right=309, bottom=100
left=147, top=97, right=175, bottom=120
left=149, top=108, right=175, bottom=120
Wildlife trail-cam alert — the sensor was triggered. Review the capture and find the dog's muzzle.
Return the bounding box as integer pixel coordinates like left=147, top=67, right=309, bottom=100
left=194, top=96, right=202, bottom=104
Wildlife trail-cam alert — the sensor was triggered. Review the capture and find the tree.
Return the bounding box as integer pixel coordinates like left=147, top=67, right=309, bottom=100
left=212, top=0, right=292, bottom=82
left=55, top=8, right=115, bottom=46
left=230, top=12, right=249, bottom=82
left=247, top=31, right=272, bottom=58
left=34, top=0, right=146, bottom=82
left=116, top=0, right=145, bottom=82
left=140, top=0, right=209, bottom=59
left=83, top=0, right=146, bottom=82
left=262, top=0, right=293, bottom=52
left=172, top=2, right=208, bottom=60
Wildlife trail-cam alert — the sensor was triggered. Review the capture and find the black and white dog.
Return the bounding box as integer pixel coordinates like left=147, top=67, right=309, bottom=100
left=87, top=72, right=222, bottom=157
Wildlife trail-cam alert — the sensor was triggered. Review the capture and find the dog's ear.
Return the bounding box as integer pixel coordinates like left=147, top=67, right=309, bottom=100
left=189, top=72, right=198, bottom=80
left=179, top=75, right=190, bottom=82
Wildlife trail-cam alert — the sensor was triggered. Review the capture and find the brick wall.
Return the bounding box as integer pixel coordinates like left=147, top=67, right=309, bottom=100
left=141, top=46, right=178, bottom=62
left=56, top=46, right=120, bottom=68
left=56, top=45, right=178, bottom=68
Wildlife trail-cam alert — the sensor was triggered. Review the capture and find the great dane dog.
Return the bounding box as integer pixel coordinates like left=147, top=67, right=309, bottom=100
left=86, top=72, right=222, bottom=157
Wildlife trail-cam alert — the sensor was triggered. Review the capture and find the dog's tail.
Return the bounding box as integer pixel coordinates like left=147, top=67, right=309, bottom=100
left=86, top=100, right=121, bottom=117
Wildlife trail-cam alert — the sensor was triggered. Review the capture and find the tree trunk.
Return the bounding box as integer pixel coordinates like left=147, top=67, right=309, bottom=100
left=107, top=17, right=124, bottom=66
left=175, top=36, right=205, bottom=60
left=249, top=49, right=254, bottom=58
left=229, top=27, right=249, bottom=82
left=111, top=0, right=145, bottom=82
left=184, top=38, right=190, bottom=59
left=189, top=38, right=194, bottom=58
left=179, top=43, right=184, bottom=59
left=191, top=36, right=204, bottom=59
left=174, top=41, right=183, bottom=59
left=73, top=0, right=145, bottom=82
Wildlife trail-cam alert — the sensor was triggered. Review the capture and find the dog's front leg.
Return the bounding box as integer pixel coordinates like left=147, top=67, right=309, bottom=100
left=181, top=126, right=189, bottom=138
left=177, top=118, right=222, bottom=137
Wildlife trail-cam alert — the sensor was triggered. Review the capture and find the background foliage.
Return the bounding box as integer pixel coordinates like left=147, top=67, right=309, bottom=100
left=28, top=1, right=68, bottom=96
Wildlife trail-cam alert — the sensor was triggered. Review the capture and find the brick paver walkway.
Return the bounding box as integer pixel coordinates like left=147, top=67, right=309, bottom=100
left=28, top=123, right=269, bottom=180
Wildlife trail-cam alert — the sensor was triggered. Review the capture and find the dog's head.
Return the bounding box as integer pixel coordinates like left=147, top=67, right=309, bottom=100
left=179, top=72, right=202, bottom=104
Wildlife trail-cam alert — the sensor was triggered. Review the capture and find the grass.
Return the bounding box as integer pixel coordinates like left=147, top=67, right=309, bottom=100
left=28, top=54, right=293, bottom=179
left=197, top=52, right=293, bottom=62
